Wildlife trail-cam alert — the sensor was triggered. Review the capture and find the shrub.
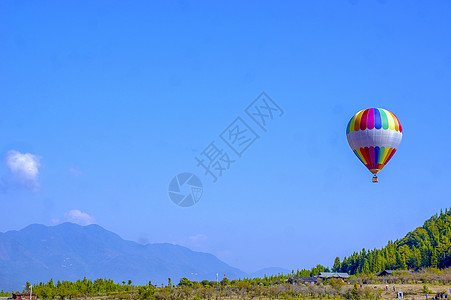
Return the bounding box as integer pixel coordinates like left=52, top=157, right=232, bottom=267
left=423, top=285, right=432, bottom=294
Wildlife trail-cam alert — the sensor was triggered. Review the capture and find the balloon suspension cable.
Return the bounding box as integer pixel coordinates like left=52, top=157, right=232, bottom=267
left=372, top=175, right=378, bottom=183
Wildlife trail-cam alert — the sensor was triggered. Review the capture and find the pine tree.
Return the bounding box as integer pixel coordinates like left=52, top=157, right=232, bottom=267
left=431, top=248, right=438, bottom=268
left=332, top=257, right=341, bottom=272
left=337, top=209, right=451, bottom=274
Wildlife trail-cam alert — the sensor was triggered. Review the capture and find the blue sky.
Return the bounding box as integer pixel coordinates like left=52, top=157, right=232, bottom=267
left=1, top=0, right=451, bottom=274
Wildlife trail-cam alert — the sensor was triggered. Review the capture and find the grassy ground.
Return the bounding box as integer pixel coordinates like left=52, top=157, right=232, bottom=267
left=184, top=284, right=451, bottom=300
left=12, top=284, right=450, bottom=300
left=362, top=284, right=450, bottom=300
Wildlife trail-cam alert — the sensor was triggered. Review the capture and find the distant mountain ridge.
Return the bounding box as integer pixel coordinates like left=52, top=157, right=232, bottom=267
left=0, top=223, right=247, bottom=291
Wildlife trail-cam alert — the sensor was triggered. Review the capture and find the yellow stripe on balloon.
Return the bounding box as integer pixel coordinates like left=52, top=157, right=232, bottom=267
left=392, top=111, right=400, bottom=131
left=382, top=109, right=395, bottom=130
left=355, top=148, right=368, bottom=164
left=354, top=110, right=365, bottom=132
left=382, top=148, right=393, bottom=164
left=379, top=147, right=389, bottom=165
left=349, top=115, right=356, bottom=133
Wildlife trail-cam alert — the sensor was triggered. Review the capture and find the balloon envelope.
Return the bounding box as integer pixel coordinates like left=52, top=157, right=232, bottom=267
left=346, top=108, right=402, bottom=175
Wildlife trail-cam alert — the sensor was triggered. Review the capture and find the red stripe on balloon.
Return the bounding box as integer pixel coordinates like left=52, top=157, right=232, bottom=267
left=367, top=108, right=375, bottom=129
left=369, top=146, right=375, bottom=164
left=360, top=109, right=369, bottom=131
left=362, top=147, right=371, bottom=166
left=394, top=114, right=402, bottom=133
left=366, top=163, right=378, bottom=170
left=385, top=148, right=397, bottom=164
left=357, top=148, right=367, bottom=164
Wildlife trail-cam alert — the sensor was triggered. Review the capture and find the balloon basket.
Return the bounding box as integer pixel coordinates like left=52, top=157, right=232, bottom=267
left=372, top=175, right=378, bottom=183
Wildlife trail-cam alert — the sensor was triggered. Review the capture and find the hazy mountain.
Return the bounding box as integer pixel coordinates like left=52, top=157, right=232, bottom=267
left=0, top=223, right=246, bottom=291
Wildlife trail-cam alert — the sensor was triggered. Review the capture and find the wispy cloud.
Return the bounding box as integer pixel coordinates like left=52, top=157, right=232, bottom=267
left=54, top=210, right=96, bottom=226
left=4, top=150, right=42, bottom=191
left=183, top=234, right=209, bottom=251
left=68, top=167, right=82, bottom=177
left=189, top=234, right=208, bottom=243
left=137, top=233, right=209, bottom=248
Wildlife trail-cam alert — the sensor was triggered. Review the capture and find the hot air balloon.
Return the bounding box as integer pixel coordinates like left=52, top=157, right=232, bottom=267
left=346, top=108, right=402, bottom=183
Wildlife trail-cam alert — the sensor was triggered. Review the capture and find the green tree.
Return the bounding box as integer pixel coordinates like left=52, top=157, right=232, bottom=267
left=351, top=284, right=360, bottom=300
left=220, top=277, right=230, bottom=286
left=135, top=285, right=155, bottom=299
left=200, top=280, right=210, bottom=287
left=23, top=281, right=31, bottom=293
left=178, top=277, right=193, bottom=287
left=332, top=257, right=341, bottom=272
left=338, top=209, right=451, bottom=274
left=431, top=248, right=438, bottom=268
left=311, top=264, right=327, bottom=276
left=362, top=257, right=370, bottom=274
left=329, top=278, right=345, bottom=291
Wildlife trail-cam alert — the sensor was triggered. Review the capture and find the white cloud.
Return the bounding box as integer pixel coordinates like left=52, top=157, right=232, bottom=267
left=68, top=167, right=82, bottom=177
left=56, top=210, right=96, bottom=226
left=188, top=234, right=208, bottom=242
left=5, top=150, right=42, bottom=190
left=183, top=234, right=209, bottom=251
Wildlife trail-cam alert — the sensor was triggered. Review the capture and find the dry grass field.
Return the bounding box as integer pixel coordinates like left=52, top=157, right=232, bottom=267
left=358, top=284, right=449, bottom=300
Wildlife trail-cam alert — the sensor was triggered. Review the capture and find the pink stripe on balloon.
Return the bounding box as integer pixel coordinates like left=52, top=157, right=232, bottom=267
left=367, top=108, right=375, bottom=129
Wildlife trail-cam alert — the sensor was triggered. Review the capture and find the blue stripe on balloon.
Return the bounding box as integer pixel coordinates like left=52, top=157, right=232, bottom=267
left=374, top=146, right=380, bottom=164
left=374, top=108, right=382, bottom=129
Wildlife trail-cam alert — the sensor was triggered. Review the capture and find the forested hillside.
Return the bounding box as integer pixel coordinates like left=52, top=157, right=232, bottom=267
left=333, top=209, right=451, bottom=274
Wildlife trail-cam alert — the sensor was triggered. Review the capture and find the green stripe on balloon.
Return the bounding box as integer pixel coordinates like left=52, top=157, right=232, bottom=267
left=379, top=108, right=389, bottom=130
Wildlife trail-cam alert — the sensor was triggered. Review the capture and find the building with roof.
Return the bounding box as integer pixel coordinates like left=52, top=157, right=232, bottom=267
left=375, top=270, right=413, bottom=276
left=376, top=270, right=396, bottom=276
left=12, top=293, right=36, bottom=300
left=316, top=272, right=350, bottom=279
left=287, top=277, right=318, bottom=285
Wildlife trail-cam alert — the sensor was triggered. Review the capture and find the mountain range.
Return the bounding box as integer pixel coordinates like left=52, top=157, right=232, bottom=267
left=0, top=223, right=259, bottom=291
left=3, top=210, right=450, bottom=292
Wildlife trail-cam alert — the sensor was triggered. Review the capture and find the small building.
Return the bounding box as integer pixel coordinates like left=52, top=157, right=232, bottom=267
left=376, top=270, right=412, bottom=276
left=12, top=293, right=37, bottom=300
left=287, top=277, right=318, bottom=285
left=375, top=270, right=396, bottom=276
left=316, top=272, right=350, bottom=280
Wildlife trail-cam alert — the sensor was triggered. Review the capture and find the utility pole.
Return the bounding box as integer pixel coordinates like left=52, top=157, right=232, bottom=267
left=30, top=284, right=32, bottom=300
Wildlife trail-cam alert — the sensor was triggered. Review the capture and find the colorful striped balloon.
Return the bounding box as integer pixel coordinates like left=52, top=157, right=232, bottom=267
left=346, top=108, right=402, bottom=180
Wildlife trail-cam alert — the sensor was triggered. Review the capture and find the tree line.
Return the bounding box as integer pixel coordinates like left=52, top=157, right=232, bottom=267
left=332, top=208, right=451, bottom=275
left=3, top=268, right=451, bottom=300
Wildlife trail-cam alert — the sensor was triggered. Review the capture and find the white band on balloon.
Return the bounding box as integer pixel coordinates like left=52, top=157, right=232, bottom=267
left=347, top=129, right=402, bottom=150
